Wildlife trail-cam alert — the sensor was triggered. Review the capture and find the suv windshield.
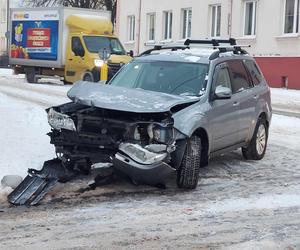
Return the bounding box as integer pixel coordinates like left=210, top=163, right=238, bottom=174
left=109, top=61, right=209, bottom=96
left=83, top=36, right=126, bottom=55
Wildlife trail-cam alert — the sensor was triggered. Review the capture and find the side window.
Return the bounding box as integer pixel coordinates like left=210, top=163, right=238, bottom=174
left=227, top=60, right=252, bottom=93
left=215, top=67, right=232, bottom=89
left=72, top=37, right=85, bottom=57
left=244, top=60, right=263, bottom=85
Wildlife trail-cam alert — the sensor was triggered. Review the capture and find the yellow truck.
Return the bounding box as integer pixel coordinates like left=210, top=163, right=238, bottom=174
left=9, top=7, right=132, bottom=83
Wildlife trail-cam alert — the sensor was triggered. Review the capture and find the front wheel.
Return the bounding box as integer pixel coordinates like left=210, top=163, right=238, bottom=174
left=242, top=118, right=268, bottom=160
left=83, top=72, right=94, bottom=82
left=177, top=135, right=202, bottom=189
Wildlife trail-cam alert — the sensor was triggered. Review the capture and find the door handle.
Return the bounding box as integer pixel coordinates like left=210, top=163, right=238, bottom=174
left=233, top=101, right=240, bottom=107
left=68, top=59, right=73, bottom=61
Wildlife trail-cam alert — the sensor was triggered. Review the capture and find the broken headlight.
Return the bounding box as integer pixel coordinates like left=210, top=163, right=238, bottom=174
left=147, top=124, right=175, bottom=144
left=47, top=108, right=76, bottom=131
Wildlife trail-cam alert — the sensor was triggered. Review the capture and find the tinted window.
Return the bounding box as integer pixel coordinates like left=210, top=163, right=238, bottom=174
left=110, top=61, right=209, bottom=96
left=83, top=36, right=126, bottom=55
left=244, top=60, right=263, bottom=85
left=227, top=60, right=252, bottom=93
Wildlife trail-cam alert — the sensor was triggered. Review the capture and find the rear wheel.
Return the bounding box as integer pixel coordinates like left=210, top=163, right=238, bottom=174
left=177, top=135, right=202, bottom=189
left=242, top=118, right=268, bottom=160
left=25, top=67, right=37, bottom=83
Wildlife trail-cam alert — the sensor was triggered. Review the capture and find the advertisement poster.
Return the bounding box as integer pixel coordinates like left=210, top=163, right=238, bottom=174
left=11, top=10, right=59, bottom=61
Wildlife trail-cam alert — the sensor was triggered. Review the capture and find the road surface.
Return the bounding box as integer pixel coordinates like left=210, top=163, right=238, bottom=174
left=0, top=77, right=299, bottom=250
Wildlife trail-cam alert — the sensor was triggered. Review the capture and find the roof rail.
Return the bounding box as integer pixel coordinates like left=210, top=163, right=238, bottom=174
left=184, top=38, right=236, bottom=46
left=139, top=45, right=188, bottom=56
left=209, top=45, right=250, bottom=60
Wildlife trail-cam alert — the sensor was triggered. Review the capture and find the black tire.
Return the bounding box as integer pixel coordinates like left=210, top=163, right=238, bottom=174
left=25, top=68, right=37, bottom=83
left=63, top=80, right=73, bottom=85
left=177, top=135, right=202, bottom=189
left=83, top=72, right=94, bottom=82
left=242, top=117, right=268, bottom=160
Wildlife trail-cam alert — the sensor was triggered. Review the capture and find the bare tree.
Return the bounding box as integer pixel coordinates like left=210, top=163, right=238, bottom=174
left=22, top=0, right=117, bottom=23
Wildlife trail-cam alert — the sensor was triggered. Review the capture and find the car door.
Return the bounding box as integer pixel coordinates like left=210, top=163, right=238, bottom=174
left=227, top=60, right=255, bottom=143
left=65, top=36, right=86, bottom=83
left=209, top=63, right=240, bottom=152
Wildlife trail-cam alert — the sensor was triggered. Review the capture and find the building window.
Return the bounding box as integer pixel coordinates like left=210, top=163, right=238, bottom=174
left=211, top=5, right=221, bottom=37
left=182, top=8, right=192, bottom=38
left=244, top=1, right=257, bottom=36
left=284, top=0, right=299, bottom=34
left=147, top=13, right=156, bottom=41
left=127, top=15, right=135, bottom=41
left=163, top=11, right=173, bottom=40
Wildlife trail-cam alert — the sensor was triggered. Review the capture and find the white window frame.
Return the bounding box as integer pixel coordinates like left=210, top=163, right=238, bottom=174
left=147, top=13, right=156, bottom=42
left=182, top=8, right=192, bottom=39
left=243, top=1, right=257, bottom=37
left=283, top=0, right=300, bottom=34
left=163, top=11, right=173, bottom=40
left=127, top=15, right=135, bottom=42
left=210, top=5, right=221, bottom=37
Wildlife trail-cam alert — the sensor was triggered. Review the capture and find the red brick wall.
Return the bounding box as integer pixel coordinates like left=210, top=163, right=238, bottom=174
left=254, top=57, right=300, bottom=90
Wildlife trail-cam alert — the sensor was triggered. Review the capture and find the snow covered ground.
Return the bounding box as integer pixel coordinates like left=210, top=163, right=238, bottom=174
left=0, top=77, right=299, bottom=186
left=0, top=76, right=300, bottom=249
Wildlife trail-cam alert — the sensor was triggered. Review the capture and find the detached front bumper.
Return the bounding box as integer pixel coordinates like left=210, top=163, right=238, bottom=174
left=113, top=143, right=175, bottom=185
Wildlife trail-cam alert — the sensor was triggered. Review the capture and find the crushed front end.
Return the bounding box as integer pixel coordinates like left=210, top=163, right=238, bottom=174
left=47, top=102, right=180, bottom=186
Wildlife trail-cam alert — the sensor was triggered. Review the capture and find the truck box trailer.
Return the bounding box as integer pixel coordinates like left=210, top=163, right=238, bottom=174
left=9, top=7, right=132, bottom=83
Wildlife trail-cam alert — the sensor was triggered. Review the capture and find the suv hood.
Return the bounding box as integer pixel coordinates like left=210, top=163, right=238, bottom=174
left=67, top=81, right=200, bottom=113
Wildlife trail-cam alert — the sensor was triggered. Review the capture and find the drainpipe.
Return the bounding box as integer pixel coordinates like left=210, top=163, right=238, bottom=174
left=115, top=0, right=121, bottom=35
left=6, top=0, right=10, bottom=58
left=228, top=0, right=233, bottom=37
left=137, top=0, right=142, bottom=54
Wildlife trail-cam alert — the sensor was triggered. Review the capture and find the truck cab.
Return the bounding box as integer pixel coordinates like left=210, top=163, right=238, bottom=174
left=65, top=15, right=132, bottom=83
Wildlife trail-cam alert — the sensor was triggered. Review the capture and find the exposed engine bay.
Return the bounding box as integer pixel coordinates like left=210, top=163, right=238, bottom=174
left=48, top=102, right=181, bottom=184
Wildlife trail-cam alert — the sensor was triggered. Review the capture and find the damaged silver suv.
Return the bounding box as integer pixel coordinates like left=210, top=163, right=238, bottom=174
left=9, top=39, right=272, bottom=205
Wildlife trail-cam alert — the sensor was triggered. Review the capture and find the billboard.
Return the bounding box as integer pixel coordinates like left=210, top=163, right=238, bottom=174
left=11, top=10, right=59, bottom=61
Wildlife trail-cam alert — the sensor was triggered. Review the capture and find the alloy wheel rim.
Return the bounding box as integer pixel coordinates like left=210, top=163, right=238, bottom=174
left=256, top=124, right=266, bottom=155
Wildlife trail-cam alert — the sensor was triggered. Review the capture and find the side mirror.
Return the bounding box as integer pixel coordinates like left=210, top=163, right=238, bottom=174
left=214, top=85, right=232, bottom=99
left=127, top=50, right=134, bottom=57
left=98, top=48, right=111, bottom=61
left=73, top=47, right=85, bottom=57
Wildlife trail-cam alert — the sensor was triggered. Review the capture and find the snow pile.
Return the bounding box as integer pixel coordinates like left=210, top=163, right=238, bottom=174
left=0, top=93, right=55, bottom=195
left=271, top=87, right=300, bottom=113
left=269, top=114, right=300, bottom=151
left=0, top=68, right=14, bottom=76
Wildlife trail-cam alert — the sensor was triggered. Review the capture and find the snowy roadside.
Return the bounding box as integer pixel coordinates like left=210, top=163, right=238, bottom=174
left=271, top=87, right=300, bottom=115
left=0, top=93, right=56, bottom=196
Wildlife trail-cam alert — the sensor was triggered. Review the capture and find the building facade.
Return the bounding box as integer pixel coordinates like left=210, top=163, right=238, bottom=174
left=0, top=0, right=8, bottom=56
left=116, top=0, right=300, bottom=89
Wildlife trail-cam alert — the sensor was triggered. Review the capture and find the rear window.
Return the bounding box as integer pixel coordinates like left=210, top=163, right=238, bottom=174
left=227, top=60, right=252, bottom=93
left=244, top=60, right=263, bottom=85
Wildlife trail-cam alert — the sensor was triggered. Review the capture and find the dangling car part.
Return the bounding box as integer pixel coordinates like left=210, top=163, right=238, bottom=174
left=8, top=159, right=78, bottom=206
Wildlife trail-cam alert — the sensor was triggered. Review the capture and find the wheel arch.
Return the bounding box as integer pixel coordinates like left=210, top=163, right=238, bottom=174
left=192, top=127, right=209, bottom=167
left=258, top=112, right=269, bottom=129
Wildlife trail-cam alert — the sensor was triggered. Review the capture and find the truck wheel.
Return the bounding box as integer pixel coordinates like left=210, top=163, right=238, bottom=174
left=242, top=117, right=268, bottom=160
left=177, top=135, right=201, bottom=189
left=83, top=72, right=94, bottom=82
left=25, top=68, right=37, bottom=83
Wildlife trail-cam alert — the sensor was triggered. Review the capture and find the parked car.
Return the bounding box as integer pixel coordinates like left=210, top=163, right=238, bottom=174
left=9, top=38, right=272, bottom=205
